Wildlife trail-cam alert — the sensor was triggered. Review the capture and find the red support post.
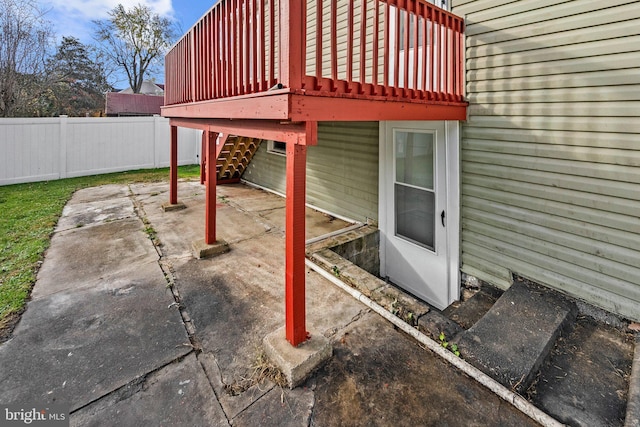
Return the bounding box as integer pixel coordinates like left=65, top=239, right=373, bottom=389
left=205, top=131, right=219, bottom=245
left=285, top=139, right=308, bottom=347
left=170, top=125, right=178, bottom=205
left=200, top=132, right=206, bottom=185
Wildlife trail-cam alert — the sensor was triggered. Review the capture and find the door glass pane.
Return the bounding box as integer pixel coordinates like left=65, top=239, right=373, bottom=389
left=395, top=184, right=435, bottom=250
left=395, top=131, right=434, bottom=190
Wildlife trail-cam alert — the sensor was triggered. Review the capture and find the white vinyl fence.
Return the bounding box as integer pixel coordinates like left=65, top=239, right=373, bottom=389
left=0, top=116, right=202, bottom=186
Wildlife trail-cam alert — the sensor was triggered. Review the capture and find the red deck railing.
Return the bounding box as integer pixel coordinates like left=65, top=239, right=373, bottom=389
left=165, top=0, right=464, bottom=107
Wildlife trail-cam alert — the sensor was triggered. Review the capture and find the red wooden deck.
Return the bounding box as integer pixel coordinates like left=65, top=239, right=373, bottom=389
left=162, top=0, right=466, bottom=347
left=162, top=0, right=466, bottom=121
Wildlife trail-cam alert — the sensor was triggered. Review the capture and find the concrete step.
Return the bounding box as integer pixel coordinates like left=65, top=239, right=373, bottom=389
left=443, top=284, right=503, bottom=329
left=626, top=334, right=640, bottom=427
left=452, top=279, right=576, bottom=393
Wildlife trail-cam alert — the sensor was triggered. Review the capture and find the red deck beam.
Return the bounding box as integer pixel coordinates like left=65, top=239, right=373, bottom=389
left=163, top=93, right=467, bottom=122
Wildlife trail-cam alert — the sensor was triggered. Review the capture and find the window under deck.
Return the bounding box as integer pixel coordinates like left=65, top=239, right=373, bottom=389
left=162, top=0, right=467, bottom=122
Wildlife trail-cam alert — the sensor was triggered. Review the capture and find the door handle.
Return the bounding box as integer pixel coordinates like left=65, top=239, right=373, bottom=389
left=441, top=210, right=445, bottom=227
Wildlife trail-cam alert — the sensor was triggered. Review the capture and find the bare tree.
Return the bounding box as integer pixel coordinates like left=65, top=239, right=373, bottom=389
left=93, top=4, right=176, bottom=93
left=0, top=0, right=53, bottom=117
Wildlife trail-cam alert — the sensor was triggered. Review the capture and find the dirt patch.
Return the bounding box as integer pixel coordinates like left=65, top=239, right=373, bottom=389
left=0, top=310, right=23, bottom=344
left=526, top=316, right=634, bottom=426
left=310, top=312, right=540, bottom=427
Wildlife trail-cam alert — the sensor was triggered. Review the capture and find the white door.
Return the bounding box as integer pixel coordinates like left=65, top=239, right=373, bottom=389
left=379, top=121, right=458, bottom=310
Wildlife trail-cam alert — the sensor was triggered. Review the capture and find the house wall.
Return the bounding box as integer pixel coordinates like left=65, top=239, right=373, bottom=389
left=0, top=116, right=200, bottom=186
left=452, top=0, right=640, bottom=320
left=243, top=121, right=379, bottom=223
left=305, top=0, right=384, bottom=83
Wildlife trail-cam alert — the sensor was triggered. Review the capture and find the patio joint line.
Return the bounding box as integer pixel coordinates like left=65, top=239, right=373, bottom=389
left=129, top=186, right=203, bottom=352
left=194, top=353, right=234, bottom=423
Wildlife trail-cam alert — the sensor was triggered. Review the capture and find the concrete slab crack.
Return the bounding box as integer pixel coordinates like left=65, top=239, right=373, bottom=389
left=321, top=308, right=371, bottom=341
left=69, top=352, right=194, bottom=416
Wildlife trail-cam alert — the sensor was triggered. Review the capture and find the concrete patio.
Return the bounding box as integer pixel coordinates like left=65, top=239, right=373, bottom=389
left=0, top=180, right=558, bottom=425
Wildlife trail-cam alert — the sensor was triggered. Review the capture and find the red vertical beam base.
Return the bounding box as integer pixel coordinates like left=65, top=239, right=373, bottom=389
left=285, top=141, right=308, bottom=347
left=170, top=125, right=178, bottom=205
left=205, top=131, right=219, bottom=245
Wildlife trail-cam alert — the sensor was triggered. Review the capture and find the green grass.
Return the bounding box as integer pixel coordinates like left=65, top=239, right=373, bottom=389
left=0, top=165, right=200, bottom=329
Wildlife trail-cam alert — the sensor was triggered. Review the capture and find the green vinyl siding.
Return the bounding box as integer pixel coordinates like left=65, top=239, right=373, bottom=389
left=243, top=121, right=379, bottom=223
left=453, top=0, right=640, bottom=320
left=306, top=0, right=385, bottom=83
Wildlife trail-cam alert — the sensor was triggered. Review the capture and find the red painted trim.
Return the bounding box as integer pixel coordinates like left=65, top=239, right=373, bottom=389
left=373, top=0, right=379, bottom=87
left=285, top=141, right=308, bottom=346
left=394, top=5, right=400, bottom=89
left=190, top=31, right=196, bottom=102
left=403, top=5, right=409, bottom=94
left=164, top=90, right=467, bottom=122
left=238, top=0, right=244, bottom=95
left=289, top=93, right=467, bottom=121
left=412, top=0, right=419, bottom=92
left=430, top=7, right=435, bottom=96
left=315, top=0, right=323, bottom=80
left=347, top=1, right=354, bottom=84
left=163, top=91, right=292, bottom=120
left=422, top=8, right=428, bottom=93
left=170, top=118, right=311, bottom=144
left=458, top=22, right=465, bottom=100
left=251, top=0, right=258, bottom=92
left=269, top=0, right=275, bottom=87
left=280, top=0, right=303, bottom=90
left=331, top=0, right=337, bottom=82
left=226, top=0, right=232, bottom=97
left=208, top=12, right=213, bottom=99
left=301, top=0, right=307, bottom=82
left=232, top=0, right=239, bottom=96
left=170, top=126, right=178, bottom=205
left=359, top=0, right=367, bottom=87
left=244, top=0, right=251, bottom=94
left=214, top=7, right=221, bottom=99
left=383, top=2, right=390, bottom=88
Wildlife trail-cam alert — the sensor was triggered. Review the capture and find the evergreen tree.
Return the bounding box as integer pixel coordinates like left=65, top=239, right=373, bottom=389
left=46, top=37, right=112, bottom=116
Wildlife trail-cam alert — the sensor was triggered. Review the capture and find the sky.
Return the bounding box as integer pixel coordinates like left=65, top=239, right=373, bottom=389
left=37, top=0, right=219, bottom=87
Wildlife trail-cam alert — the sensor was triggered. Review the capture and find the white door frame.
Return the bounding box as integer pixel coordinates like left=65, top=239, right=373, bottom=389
left=379, top=120, right=460, bottom=308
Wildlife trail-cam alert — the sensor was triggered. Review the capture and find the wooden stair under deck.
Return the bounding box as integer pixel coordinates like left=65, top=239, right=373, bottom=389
left=215, top=136, right=262, bottom=182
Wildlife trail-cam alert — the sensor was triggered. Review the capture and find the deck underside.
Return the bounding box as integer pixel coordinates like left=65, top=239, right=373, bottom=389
left=161, top=90, right=467, bottom=123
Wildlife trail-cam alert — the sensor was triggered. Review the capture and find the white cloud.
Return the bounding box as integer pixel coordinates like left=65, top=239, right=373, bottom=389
left=40, top=0, right=175, bottom=44
left=44, top=0, right=174, bottom=21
